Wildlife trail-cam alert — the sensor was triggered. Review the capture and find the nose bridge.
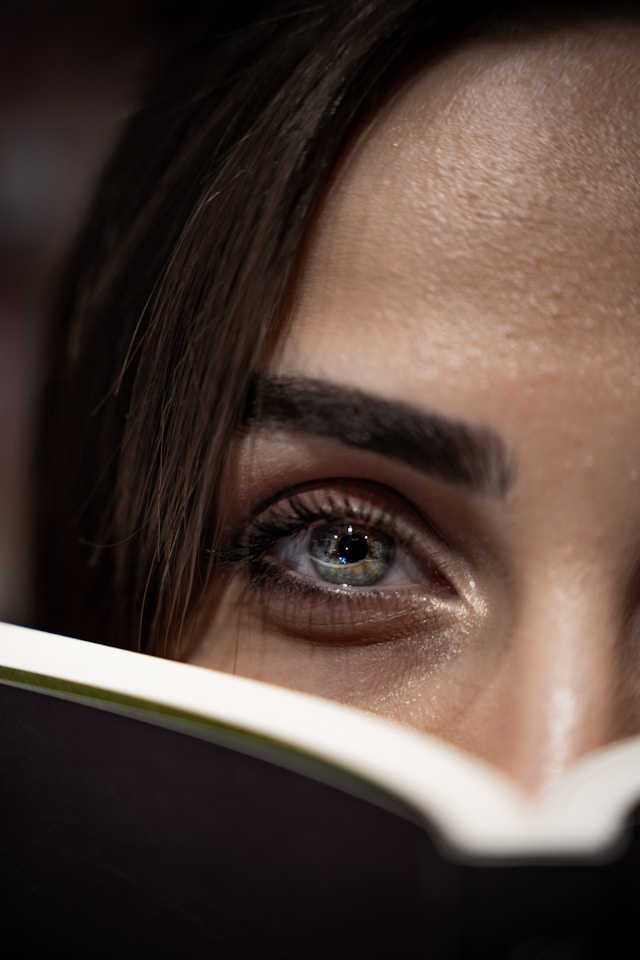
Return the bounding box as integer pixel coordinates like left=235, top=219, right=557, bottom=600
left=496, top=569, right=629, bottom=790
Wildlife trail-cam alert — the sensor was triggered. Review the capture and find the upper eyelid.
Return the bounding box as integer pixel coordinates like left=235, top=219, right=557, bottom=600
left=227, top=429, right=498, bottom=561
left=221, top=445, right=503, bottom=583
left=243, top=478, right=448, bottom=542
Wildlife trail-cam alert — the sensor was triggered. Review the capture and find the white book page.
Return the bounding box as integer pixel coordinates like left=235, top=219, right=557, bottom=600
left=2, top=621, right=638, bottom=858
left=522, top=737, right=640, bottom=852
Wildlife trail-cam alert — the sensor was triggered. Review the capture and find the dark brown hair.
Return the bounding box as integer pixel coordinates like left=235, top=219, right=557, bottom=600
left=33, top=0, right=636, bottom=654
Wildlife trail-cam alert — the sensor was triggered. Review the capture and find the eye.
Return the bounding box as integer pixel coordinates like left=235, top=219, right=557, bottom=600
left=216, top=479, right=467, bottom=646
left=225, top=479, right=456, bottom=598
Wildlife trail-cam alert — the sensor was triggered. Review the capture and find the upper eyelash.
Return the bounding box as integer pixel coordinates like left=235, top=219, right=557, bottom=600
left=220, top=481, right=434, bottom=573
left=222, top=493, right=373, bottom=563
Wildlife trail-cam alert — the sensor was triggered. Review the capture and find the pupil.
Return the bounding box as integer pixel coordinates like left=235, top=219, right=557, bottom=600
left=337, top=531, right=368, bottom=565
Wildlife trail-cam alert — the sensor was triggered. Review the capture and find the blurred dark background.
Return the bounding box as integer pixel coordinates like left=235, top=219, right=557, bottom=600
left=0, top=1, right=196, bottom=624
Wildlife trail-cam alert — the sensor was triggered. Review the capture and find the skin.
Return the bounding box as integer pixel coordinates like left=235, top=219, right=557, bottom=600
left=192, top=19, right=640, bottom=791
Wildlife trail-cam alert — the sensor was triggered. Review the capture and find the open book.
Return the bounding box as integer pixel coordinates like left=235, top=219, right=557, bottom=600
left=2, top=620, right=640, bottom=958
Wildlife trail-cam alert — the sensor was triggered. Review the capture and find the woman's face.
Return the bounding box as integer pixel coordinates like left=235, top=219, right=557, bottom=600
left=192, top=19, right=640, bottom=790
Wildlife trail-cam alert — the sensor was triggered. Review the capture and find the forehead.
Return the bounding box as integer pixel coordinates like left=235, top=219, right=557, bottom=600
left=285, top=19, right=640, bottom=378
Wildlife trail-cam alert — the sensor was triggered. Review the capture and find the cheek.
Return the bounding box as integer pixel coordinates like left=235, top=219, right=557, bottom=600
left=190, top=572, right=509, bottom=742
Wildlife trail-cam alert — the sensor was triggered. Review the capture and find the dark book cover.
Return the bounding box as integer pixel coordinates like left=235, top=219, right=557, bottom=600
left=2, top=625, right=640, bottom=958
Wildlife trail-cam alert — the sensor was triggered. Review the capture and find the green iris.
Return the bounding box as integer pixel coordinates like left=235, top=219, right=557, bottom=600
left=308, top=522, right=396, bottom=586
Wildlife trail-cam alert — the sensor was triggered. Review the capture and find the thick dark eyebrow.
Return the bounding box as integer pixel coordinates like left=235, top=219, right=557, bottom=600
left=245, top=376, right=514, bottom=497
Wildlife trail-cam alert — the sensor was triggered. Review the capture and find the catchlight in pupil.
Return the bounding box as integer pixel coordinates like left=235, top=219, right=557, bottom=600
left=337, top=526, right=368, bottom=565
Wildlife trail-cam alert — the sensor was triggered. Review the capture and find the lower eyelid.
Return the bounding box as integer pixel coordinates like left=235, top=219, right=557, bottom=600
left=241, top=558, right=460, bottom=645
